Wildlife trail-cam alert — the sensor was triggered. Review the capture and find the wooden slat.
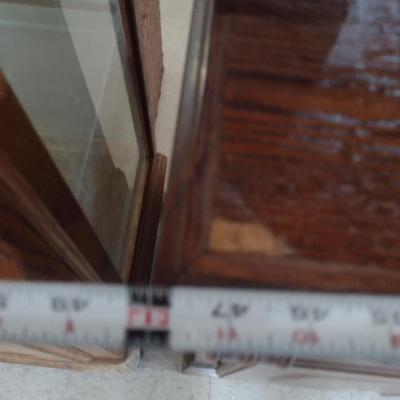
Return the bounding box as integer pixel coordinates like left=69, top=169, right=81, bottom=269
left=134, top=0, right=163, bottom=132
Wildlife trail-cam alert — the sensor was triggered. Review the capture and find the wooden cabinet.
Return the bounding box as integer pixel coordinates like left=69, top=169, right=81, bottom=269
left=154, top=0, right=400, bottom=385
left=0, top=0, right=164, bottom=367
left=155, top=0, right=400, bottom=292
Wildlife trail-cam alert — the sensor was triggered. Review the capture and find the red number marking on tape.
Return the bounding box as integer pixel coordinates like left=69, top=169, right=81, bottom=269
left=217, top=326, right=238, bottom=341
left=157, top=309, right=169, bottom=329
left=128, top=306, right=169, bottom=330
left=292, top=329, right=319, bottom=345
left=66, top=319, right=75, bottom=334
left=391, top=334, right=400, bottom=349
left=145, top=309, right=152, bottom=327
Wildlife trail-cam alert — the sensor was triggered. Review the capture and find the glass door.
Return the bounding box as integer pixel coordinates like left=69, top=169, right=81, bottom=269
left=0, top=0, right=151, bottom=278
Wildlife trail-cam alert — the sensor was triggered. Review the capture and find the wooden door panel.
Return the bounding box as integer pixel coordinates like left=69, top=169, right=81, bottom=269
left=0, top=197, right=77, bottom=282
left=155, top=0, right=400, bottom=293
left=154, top=0, right=400, bottom=382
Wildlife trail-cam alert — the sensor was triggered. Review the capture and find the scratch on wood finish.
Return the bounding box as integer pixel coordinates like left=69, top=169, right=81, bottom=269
left=209, top=218, right=292, bottom=257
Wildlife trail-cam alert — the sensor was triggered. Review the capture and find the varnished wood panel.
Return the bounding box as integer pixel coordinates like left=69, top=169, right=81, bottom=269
left=131, top=153, right=167, bottom=284
left=155, top=0, right=400, bottom=292
left=0, top=190, right=77, bottom=281
left=134, top=0, right=163, bottom=132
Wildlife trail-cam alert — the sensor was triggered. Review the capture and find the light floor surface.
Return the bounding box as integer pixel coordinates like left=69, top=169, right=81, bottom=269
left=0, top=350, right=395, bottom=400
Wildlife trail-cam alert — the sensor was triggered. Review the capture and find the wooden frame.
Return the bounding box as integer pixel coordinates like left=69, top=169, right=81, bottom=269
left=153, top=0, right=217, bottom=285
left=134, top=0, right=163, bottom=132
left=131, top=154, right=167, bottom=284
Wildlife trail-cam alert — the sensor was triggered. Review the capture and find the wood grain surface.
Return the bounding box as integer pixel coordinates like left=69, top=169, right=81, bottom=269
left=134, top=0, right=163, bottom=133
left=155, top=0, right=400, bottom=292
left=131, top=153, right=167, bottom=284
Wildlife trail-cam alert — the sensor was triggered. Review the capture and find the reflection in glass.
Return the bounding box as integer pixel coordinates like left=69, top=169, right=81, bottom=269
left=0, top=0, right=143, bottom=273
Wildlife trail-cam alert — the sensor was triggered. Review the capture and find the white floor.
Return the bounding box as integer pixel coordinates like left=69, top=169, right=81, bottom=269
left=1, top=1, right=399, bottom=399
left=0, top=349, right=392, bottom=400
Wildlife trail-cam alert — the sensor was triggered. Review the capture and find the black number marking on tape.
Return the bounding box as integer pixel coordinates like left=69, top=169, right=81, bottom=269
left=371, top=309, right=400, bottom=326
left=212, top=302, right=249, bottom=319
left=51, top=297, right=88, bottom=312
left=290, top=306, right=329, bottom=322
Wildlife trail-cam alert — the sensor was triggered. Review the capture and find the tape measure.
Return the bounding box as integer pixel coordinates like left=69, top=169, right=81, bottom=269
left=1, top=281, right=400, bottom=361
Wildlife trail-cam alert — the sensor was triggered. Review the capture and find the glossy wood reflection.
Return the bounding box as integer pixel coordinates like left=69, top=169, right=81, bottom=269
left=155, top=0, right=400, bottom=291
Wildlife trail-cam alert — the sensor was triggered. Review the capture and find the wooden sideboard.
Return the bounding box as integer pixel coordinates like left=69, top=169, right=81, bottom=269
left=154, top=0, right=400, bottom=386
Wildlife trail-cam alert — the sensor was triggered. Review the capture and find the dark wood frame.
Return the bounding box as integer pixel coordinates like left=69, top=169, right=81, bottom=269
left=154, top=0, right=217, bottom=285
left=131, top=154, right=167, bottom=284
left=117, top=0, right=155, bottom=157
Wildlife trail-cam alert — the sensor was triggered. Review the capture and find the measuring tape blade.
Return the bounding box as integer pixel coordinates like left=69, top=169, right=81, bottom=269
left=170, top=288, right=400, bottom=361
left=0, top=282, right=129, bottom=347
left=0, top=282, right=400, bottom=361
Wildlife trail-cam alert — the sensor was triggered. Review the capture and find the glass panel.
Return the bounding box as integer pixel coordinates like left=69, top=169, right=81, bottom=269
left=0, top=0, right=145, bottom=274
